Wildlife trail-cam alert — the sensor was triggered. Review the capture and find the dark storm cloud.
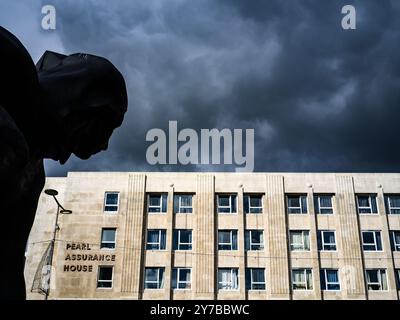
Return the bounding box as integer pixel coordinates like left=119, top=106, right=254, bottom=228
left=25, top=1, right=400, bottom=174
left=220, top=0, right=400, bottom=169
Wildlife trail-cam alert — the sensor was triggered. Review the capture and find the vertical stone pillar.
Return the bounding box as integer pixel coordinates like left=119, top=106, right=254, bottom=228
left=377, top=185, right=399, bottom=300
left=265, top=175, right=290, bottom=299
left=164, top=186, right=175, bottom=299
left=121, top=174, right=146, bottom=299
left=193, top=174, right=215, bottom=299
left=335, top=175, right=366, bottom=299
left=307, top=185, right=322, bottom=299
left=237, top=185, right=246, bottom=299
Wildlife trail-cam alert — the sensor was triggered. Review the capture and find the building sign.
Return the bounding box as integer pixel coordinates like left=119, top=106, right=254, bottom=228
left=63, top=242, right=116, bottom=272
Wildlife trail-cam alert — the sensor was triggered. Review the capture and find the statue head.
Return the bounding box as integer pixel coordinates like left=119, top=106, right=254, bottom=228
left=36, top=51, right=128, bottom=164
left=0, top=25, right=128, bottom=165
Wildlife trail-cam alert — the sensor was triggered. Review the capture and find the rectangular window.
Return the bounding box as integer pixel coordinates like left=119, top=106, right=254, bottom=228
left=390, top=231, right=400, bottom=251
left=146, top=229, right=167, bottom=250
left=289, top=230, right=310, bottom=251
left=396, top=269, right=400, bottom=290
left=172, top=268, right=191, bottom=290
left=244, top=194, right=263, bottom=214
left=320, top=269, right=340, bottom=291
left=385, top=195, right=400, bottom=214
left=357, top=195, right=378, bottom=214
left=148, top=194, right=168, bottom=213
left=287, top=195, right=308, bottom=214
left=218, top=230, right=238, bottom=250
left=317, top=230, right=337, bottom=251
left=362, top=231, right=383, bottom=251
left=366, top=269, right=388, bottom=291
left=97, top=266, right=113, bottom=288
left=100, top=228, right=116, bottom=249
left=245, top=230, right=264, bottom=251
left=173, top=194, right=193, bottom=214
left=217, top=194, right=237, bottom=214
left=144, top=267, right=165, bottom=289
left=104, top=192, right=119, bottom=212
left=245, top=268, right=266, bottom=290
left=292, top=269, right=313, bottom=290
left=314, top=195, right=333, bottom=214
left=173, top=229, right=192, bottom=250
left=218, top=268, right=239, bottom=290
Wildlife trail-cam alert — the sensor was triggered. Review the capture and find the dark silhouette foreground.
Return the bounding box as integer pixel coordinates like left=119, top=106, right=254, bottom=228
left=0, top=26, right=127, bottom=300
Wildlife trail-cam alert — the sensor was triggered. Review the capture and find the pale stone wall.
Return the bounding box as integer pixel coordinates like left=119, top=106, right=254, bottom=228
left=24, top=172, right=400, bottom=300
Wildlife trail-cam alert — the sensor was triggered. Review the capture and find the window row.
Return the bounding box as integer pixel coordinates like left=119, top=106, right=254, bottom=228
left=97, top=266, right=400, bottom=292
left=292, top=268, right=393, bottom=292
left=144, top=229, right=264, bottom=251
left=98, top=227, right=400, bottom=253
left=103, top=192, right=400, bottom=215
left=144, top=229, right=336, bottom=252
left=287, top=229, right=400, bottom=252
left=284, top=194, right=400, bottom=215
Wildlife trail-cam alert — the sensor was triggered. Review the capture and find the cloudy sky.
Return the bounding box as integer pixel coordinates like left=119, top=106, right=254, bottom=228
left=1, top=0, right=400, bottom=176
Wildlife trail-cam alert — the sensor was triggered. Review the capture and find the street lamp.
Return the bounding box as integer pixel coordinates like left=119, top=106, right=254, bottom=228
left=43, top=188, right=72, bottom=300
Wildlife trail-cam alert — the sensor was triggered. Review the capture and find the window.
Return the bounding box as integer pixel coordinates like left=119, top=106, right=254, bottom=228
left=172, top=268, right=191, bottom=289
left=217, top=194, right=237, bottom=213
left=100, top=228, right=116, bottom=249
left=287, top=195, right=308, bottom=214
left=289, top=230, right=310, bottom=251
left=320, top=269, right=340, bottom=291
left=104, top=192, right=119, bottom=212
left=173, top=230, right=192, bottom=250
left=173, top=194, right=193, bottom=213
left=148, top=194, right=168, bottom=213
left=385, top=195, right=400, bottom=214
left=244, top=194, right=263, bottom=214
left=218, top=230, right=238, bottom=250
left=146, top=229, right=166, bottom=250
left=357, top=195, right=378, bottom=214
left=366, top=269, right=388, bottom=291
left=97, top=266, right=113, bottom=288
left=396, top=269, right=400, bottom=290
left=245, top=230, right=264, bottom=251
left=144, top=267, right=165, bottom=289
left=245, top=268, right=266, bottom=290
left=292, top=269, right=313, bottom=290
left=314, top=195, right=333, bottom=214
left=362, top=231, right=383, bottom=251
left=218, top=268, right=239, bottom=290
left=390, top=231, right=400, bottom=251
left=317, top=231, right=337, bottom=251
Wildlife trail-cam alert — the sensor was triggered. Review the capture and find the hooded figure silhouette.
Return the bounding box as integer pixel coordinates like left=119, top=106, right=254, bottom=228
left=0, top=26, right=127, bottom=300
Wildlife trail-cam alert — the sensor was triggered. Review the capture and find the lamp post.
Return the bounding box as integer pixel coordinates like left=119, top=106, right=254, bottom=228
left=43, top=189, right=72, bottom=300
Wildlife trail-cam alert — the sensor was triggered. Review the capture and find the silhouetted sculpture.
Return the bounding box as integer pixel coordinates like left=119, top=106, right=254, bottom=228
left=0, top=26, right=127, bottom=300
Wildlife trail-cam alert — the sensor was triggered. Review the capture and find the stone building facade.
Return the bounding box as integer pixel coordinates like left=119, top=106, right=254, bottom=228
left=24, top=172, right=400, bottom=300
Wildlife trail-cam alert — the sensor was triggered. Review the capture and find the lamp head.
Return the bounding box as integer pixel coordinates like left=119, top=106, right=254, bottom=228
left=44, top=189, right=58, bottom=196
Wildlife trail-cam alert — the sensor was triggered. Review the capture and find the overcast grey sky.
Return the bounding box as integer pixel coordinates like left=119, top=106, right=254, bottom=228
left=1, top=0, right=400, bottom=176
